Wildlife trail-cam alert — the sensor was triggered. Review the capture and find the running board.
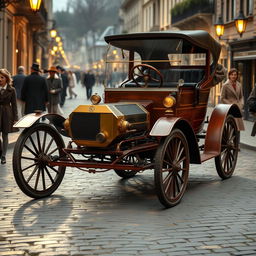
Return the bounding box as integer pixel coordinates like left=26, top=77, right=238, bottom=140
left=200, top=152, right=218, bottom=163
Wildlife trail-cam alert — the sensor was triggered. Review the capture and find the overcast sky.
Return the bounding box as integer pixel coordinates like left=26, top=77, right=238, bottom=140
left=53, top=0, right=68, bottom=11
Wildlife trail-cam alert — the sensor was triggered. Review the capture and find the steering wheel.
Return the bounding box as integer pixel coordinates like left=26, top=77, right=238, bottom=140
left=130, top=64, right=163, bottom=88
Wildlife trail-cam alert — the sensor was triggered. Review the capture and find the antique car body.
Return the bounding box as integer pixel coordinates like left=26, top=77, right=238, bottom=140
left=13, top=31, right=243, bottom=208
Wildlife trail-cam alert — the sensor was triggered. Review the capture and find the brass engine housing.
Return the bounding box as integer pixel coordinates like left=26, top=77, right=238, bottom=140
left=64, top=103, right=149, bottom=147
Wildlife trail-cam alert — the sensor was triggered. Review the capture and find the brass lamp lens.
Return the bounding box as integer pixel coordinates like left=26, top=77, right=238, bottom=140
left=90, top=94, right=101, bottom=105
left=163, top=96, right=176, bottom=108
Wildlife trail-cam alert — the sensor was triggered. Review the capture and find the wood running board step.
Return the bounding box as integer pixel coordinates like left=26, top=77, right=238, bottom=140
left=200, top=152, right=218, bottom=163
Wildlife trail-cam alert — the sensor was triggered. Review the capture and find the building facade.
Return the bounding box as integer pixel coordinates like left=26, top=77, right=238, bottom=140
left=121, top=0, right=143, bottom=33
left=0, top=0, right=53, bottom=75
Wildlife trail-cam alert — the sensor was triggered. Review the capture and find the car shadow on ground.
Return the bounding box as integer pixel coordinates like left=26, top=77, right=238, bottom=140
left=12, top=195, right=72, bottom=235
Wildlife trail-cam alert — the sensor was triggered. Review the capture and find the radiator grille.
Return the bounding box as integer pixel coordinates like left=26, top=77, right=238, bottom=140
left=70, top=113, right=100, bottom=140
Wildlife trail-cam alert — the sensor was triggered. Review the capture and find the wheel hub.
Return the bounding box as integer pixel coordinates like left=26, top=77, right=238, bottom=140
left=38, top=153, right=51, bottom=167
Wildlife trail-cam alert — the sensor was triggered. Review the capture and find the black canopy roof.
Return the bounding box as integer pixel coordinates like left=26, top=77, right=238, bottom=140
left=105, top=30, right=221, bottom=68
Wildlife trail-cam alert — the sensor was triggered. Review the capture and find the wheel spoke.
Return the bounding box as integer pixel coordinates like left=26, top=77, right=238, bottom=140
left=24, top=144, right=38, bottom=157
left=36, top=131, right=42, bottom=152
left=28, top=136, right=39, bottom=155
left=164, top=172, right=173, bottom=194
left=21, top=156, right=38, bottom=161
left=177, top=156, right=186, bottom=166
left=176, top=145, right=184, bottom=162
left=151, top=77, right=160, bottom=82
left=47, top=165, right=60, bottom=174
left=163, top=159, right=174, bottom=168
left=48, top=147, right=59, bottom=156
left=175, top=175, right=181, bottom=194
left=45, top=138, right=54, bottom=154
left=26, top=165, right=39, bottom=183
left=44, top=166, right=55, bottom=184
left=41, top=131, right=48, bottom=153
left=34, top=167, right=41, bottom=190
left=41, top=166, right=46, bottom=190
left=175, top=139, right=182, bottom=160
left=21, top=162, right=38, bottom=173
left=172, top=175, right=176, bottom=198
left=176, top=171, right=184, bottom=184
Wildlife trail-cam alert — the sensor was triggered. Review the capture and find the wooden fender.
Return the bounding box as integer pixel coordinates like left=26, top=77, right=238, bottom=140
left=14, top=113, right=68, bottom=137
left=202, top=104, right=243, bottom=162
left=150, top=117, right=201, bottom=164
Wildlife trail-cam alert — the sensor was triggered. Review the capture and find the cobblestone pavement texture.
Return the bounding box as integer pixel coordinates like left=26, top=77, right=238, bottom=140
left=1, top=84, right=256, bottom=256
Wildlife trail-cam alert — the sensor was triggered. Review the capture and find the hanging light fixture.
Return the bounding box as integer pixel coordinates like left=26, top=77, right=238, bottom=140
left=234, top=0, right=248, bottom=37
left=29, top=0, right=42, bottom=12
left=214, top=16, right=225, bottom=39
left=0, top=0, right=42, bottom=12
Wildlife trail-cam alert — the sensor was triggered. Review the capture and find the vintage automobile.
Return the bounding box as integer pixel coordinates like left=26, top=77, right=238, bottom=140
left=13, top=31, right=244, bottom=208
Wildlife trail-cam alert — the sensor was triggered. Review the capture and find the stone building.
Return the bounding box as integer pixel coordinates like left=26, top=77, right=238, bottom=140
left=0, top=0, right=53, bottom=74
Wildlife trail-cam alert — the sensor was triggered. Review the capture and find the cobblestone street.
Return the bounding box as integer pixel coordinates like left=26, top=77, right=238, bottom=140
left=1, top=85, right=256, bottom=256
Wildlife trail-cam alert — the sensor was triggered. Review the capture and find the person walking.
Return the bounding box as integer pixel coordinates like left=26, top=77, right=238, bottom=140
left=83, top=70, right=95, bottom=100
left=247, top=85, right=256, bottom=114
left=12, top=66, right=26, bottom=119
left=0, top=68, right=18, bottom=164
left=220, top=68, right=244, bottom=110
left=21, top=63, right=48, bottom=114
left=220, top=68, right=244, bottom=146
left=58, top=67, right=69, bottom=107
left=46, top=66, right=63, bottom=114
left=67, top=70, right=77, bottom=99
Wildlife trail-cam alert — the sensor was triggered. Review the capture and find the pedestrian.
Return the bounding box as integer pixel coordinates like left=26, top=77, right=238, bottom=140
left=220, top=68, right=244, bottom=110
left=247, top=85, right=256, bottom=114
left=21, top=63, right=48, bottom=114
left=220, top=68, right=244, bottom=146
left=58, top=67, right=69, bottom=107
left=83, top=70, right=95, bottom=100
left=67, top=70, right=77, bottom=99
left=42, top=69, right=49, bottom=78
left=46, top=66, right=63, bottom=114
left=0, top=68, right=18, bottom=164
left=12, top=66, right=26, bottom=119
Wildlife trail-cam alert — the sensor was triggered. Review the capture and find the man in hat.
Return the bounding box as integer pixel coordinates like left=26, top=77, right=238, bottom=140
left=21, top=63, right=48, bottom=114
left=46, top=66, right=63, bottom=114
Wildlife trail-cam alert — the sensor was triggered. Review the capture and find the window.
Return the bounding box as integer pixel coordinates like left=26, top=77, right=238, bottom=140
left=231, top=0, right=236, bottom=20
left=246, top=0, right=253, bottom=15
left=226, top=0, right=230, bottom=22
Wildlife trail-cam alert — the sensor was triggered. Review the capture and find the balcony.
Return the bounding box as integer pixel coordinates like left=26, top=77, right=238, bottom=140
left=171, top=0, right=214, bottom=29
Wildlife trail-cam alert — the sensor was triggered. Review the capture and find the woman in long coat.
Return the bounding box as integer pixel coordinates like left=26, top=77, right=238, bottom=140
left=46, top=66, right=63, bottom=114
left=0, top=69, right=18, bottom=164
left=220, top=67, right=245, bottom=135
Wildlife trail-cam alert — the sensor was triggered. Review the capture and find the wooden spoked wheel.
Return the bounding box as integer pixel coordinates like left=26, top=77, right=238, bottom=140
left=131, top=64, right=163, bottom=87
left=154, top=129, right=190, bottom=208
left=13, top=123, right=66, bottom=199
left=215, top=115, right=239, bottom=179
left=114, top=154, right=139, bottom=179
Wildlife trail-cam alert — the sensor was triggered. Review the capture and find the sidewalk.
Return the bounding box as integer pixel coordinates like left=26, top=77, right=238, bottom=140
left=9, top=88, right=256, bottom=151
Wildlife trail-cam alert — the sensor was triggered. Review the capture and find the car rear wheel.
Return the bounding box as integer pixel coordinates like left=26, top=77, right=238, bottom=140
left=13, top=123, right=66, bottom=199
left=114, top=155, right=139, bottom=178
left=154, top=129, right=190, bottom=208
left=215, top=115, right=239, bottom=179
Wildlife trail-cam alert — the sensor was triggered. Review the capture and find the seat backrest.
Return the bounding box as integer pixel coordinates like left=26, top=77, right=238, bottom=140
left=164, top=69, right=205, bottom=85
